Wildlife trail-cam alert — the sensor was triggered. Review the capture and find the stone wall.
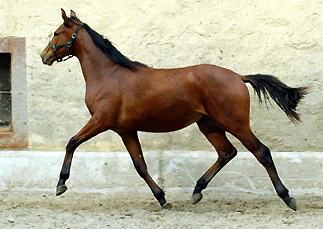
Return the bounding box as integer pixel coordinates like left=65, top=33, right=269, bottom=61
left=0, top=0, right=322, bottom=151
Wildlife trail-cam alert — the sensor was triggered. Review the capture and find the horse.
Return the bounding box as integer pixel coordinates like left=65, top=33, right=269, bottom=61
left=41, top=9, right=307, bottom=211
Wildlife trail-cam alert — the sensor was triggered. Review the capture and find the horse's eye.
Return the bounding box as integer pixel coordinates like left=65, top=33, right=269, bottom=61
left=54, top=32, right=59, bottom=37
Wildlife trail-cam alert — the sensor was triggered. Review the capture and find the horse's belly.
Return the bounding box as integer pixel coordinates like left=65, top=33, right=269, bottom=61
left=138, top=117, right=199, bottom=132
left=114, top=109, right=203, bottom=133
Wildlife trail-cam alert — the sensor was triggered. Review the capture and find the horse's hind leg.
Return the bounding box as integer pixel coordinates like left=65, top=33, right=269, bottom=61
left=119, top=132, right=172, bottom=209
left=232, top=125, right=297, bottom=211
left=193, top=116, right=237, bottom=204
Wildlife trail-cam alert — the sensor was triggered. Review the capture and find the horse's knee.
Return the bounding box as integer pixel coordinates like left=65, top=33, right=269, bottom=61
left=219, top=147, right=237, bottom=165
left=228, top=148, right=237, bottom=160
left=66, top=137, right=78, bottom=152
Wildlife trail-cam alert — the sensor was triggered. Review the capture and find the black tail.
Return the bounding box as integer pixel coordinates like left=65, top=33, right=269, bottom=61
left=242, top=74, right=307, bottom=123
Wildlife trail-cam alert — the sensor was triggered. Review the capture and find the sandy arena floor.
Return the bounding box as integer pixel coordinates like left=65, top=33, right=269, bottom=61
left=0, top=189, right=323, bottom=228
left=0, top=188, right=322, bottom=228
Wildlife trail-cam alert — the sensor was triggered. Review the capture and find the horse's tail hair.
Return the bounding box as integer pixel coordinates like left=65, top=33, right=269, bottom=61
left=242, top=74, right=308, bottom=123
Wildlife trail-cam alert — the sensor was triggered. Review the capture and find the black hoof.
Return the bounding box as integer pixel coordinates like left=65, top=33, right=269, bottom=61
left=162, top=202, right=172, bottom=210
left=56, top=185, right=67, bottom=196
left=192, top=193, right=203, bottom=204
left=288, top=197, right=297, bottom=211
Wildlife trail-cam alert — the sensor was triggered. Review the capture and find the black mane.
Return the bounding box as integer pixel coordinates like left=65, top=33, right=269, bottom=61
left=70, top=17, right=146, bottom=72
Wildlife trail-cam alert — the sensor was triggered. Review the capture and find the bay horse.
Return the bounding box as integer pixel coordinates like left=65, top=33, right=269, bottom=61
left=41, top=9, right=307, bottom=211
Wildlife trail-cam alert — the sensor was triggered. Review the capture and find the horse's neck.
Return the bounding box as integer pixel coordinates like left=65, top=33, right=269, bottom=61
left=74, top=36, right=119, bottom=83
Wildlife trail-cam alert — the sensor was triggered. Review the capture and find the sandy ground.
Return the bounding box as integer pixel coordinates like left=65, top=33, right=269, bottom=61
left=0, top=188, right=322, bottom=228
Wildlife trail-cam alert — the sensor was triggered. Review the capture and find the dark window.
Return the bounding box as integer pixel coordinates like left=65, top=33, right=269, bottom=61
left=0, top=37, right=27, bottom=149
left=0, top=53, right=12, bottom=130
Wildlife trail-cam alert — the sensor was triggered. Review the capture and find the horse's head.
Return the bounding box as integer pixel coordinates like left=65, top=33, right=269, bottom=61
left=41, top=9, right=83, bottom=65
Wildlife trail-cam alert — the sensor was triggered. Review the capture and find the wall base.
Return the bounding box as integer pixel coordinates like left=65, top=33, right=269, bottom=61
left=0, top=151, right=322, bottom=195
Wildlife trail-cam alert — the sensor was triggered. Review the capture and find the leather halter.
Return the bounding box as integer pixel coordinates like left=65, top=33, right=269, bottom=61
left=48, top=22, right=83, bottom=62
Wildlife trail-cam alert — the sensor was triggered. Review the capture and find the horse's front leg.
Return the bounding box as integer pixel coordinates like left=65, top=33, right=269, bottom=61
left=56, top=116, right=108, bottom=196
left=119, top=132, right=172, bottom=209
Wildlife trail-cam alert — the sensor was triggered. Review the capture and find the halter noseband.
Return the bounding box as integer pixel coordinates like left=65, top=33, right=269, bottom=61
left=48, top=21, right=84, bottom=62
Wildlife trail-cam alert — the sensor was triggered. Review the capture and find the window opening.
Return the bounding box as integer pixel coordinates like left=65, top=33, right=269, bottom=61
left=0, top=53, right=11, bottom=131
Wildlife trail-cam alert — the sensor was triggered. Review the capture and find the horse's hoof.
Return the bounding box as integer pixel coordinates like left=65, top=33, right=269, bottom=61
left=56, top=185, right=67, bottom=196
left=288, top=197, right=297, bottom=211
left=162, top=202, right=172, bottom=210
left=192, top=193, right=203, bottom=204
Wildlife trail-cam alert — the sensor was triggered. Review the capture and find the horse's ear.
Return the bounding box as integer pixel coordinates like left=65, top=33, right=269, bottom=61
left=70, top=10, right=76, bottom=17
left=61, top=8, right=69, bottom=24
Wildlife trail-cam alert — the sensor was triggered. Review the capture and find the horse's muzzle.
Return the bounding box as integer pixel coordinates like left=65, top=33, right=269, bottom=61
left=40, top=50, right=54, bottom=66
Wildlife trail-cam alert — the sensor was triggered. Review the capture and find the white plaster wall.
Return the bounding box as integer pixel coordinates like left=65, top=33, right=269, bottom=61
left=0, top=0, right=322, bottom=151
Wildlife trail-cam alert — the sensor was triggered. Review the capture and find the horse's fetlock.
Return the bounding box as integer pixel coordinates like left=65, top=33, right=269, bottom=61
left=196, top=178, right=208, bottom=190
left=276, top=185, right=289, bottom=199
left=59, top=172, right=69, bottom=181
left=154, top=188, right=165, bottom=200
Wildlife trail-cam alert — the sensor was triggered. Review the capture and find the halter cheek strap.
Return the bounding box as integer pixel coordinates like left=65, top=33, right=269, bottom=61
left=49, top=22, right=84, bottom=62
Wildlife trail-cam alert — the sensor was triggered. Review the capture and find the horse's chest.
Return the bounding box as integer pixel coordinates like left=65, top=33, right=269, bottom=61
left=84, top=89, right=119, bottom=116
